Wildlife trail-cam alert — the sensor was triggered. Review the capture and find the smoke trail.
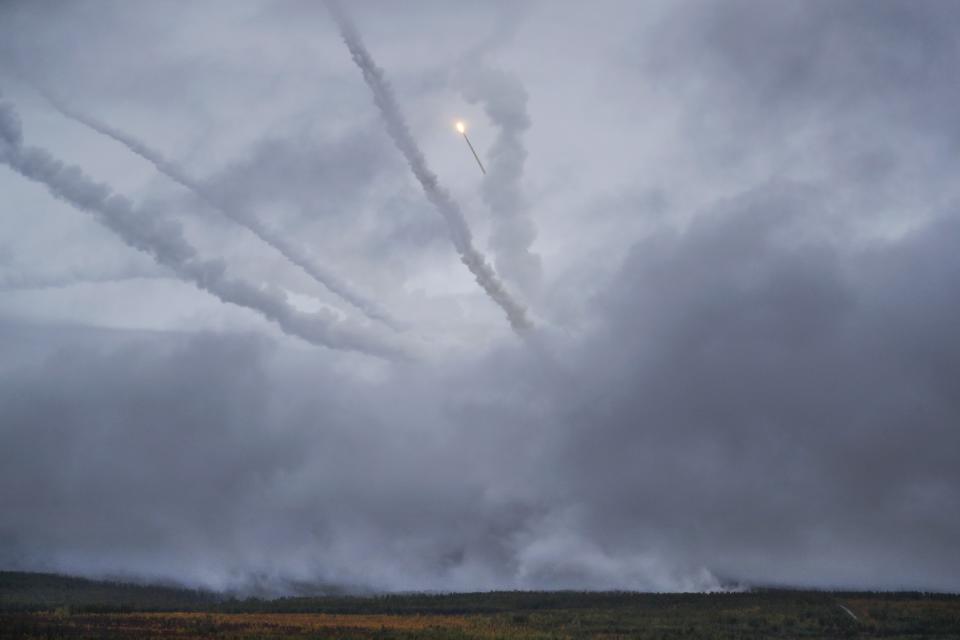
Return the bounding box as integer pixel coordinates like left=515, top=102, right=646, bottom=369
left=458, top=60, right=542, bottom=297
left=0, top=265, right=167, bottom=291
left=325, top=1, right=532, bottom=332
left=37, top=90, right=402, bottom=331
left=0, top=94, right=408, bottom=360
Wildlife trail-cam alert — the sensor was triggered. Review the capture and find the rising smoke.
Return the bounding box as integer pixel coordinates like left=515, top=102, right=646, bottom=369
left=38, top=90, right=402, bottom=331
left=458, top=60, right=542, bottom=297
left=325, top=0, right=532, bottom=333
left=0, top=94, right=408, bottom=360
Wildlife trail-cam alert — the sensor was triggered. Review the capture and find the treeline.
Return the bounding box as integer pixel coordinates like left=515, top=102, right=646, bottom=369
left=3, top=570, right=958, bottom=616
left=0, top=571, right=217, bottom=613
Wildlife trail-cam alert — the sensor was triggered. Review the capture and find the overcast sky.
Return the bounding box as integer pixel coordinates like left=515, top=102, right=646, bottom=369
left=1, top=0, right=959, bottom=593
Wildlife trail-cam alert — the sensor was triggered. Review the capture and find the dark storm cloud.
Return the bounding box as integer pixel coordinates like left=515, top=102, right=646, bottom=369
left=2, top=184, right=957, bottom=591
left=642, top=0, right=960, bottom=155
left=1, top=0, right=959, bottom=593
left=556, top=184, right=960, bottom=590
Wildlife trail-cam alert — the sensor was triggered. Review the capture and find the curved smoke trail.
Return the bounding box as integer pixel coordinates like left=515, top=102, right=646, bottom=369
left=0, top=94, right=409, bottom=361
left=458, top=60, right=542, bottom=298
left=325, top=1, right=532, bottom=333
left=37, top=90, right=402, bottom=332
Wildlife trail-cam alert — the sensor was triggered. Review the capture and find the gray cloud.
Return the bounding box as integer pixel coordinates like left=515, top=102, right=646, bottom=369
left=1, top=0, right=959, bottom=594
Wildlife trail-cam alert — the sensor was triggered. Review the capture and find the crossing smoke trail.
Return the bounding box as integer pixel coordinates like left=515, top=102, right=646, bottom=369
left=0, top=94, right=408, bottom=361
left=38, top=90, right=402, bottom=332
left=325, top=1, right=532, bottom=332
left=458, top=60, right=542, bottom=298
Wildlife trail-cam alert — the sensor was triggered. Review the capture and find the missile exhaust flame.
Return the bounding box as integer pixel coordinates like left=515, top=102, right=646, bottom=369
left=455, top=121, right=486, bottom=175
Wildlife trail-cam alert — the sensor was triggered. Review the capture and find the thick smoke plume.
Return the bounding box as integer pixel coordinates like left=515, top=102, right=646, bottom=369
left=458, top=60, right=542, bottom=297
left=325, top=1, right=532, bottom=332
left=39, top=91, right=401, bottom=331
left=0, top=95, right=406, bottom=360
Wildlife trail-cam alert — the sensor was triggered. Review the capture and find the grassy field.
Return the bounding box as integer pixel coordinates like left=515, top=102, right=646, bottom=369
left=2, top=571, right=959, bottom=638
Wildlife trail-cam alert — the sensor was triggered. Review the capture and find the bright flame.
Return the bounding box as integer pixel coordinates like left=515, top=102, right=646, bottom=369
left=455, top=121, right=466, bottom=134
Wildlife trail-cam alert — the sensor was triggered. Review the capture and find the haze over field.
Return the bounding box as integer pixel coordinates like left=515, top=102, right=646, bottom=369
left=1, top=0, right=958, bottom=594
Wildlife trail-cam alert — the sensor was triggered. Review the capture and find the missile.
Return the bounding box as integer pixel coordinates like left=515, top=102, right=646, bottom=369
left=455, top=121, right=486, bottom=175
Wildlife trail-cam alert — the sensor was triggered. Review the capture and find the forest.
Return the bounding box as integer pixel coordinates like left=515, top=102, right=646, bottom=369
left=2, top=571, right=959, bottom=638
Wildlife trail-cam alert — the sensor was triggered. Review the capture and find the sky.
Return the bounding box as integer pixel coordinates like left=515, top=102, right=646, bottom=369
left=1, top=0, right=959, bottom=593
